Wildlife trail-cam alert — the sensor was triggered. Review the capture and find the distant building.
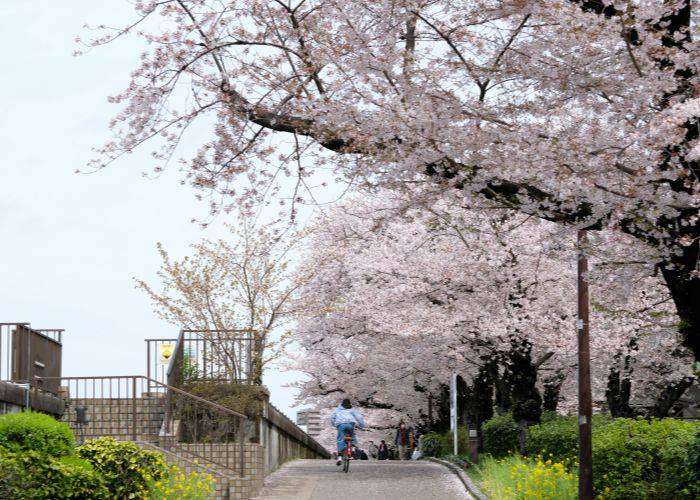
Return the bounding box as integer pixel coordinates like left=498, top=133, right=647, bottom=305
left=296, top=409, right=323, bottom=437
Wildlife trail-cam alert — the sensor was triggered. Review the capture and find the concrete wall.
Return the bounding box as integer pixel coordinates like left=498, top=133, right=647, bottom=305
left=259, top=403, right=330, bottom=475
left=179, top=442, right=265, bottom=498
left=0, top=380, right=63, bottom=416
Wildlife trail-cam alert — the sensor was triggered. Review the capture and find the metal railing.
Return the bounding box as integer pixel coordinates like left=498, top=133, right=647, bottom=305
left=1, top=323, right=63, bottom=393
left=40, top=375, right=248, bottom=476
left=146, top=329, right=254, bottom=388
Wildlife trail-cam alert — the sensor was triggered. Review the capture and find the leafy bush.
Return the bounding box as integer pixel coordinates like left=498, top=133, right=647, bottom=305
left=471, top=454, right=577, bottom=500
left=148, top=464, right=216, bottom=499
left=527, top=414, right=612, bottom=461
left=437, top=426, right=472, bottom=456
left=482, top=414, right=519, bottom=458
left=0, top=411, right=75, bottom=457
left=420, top=427, right=474, bottom=457
left=181, top=382, right=268, bottom=419
left=681, top=431, right=700, bottom=498
left=591, top=417, right=699, bottom=499
left=77, top=437, right=167, bottom=498
left=0, top=449, right=109, bottom=499
left=418, top=432, right=443, bottom=457
left=539, top=410, right=561, bottom=423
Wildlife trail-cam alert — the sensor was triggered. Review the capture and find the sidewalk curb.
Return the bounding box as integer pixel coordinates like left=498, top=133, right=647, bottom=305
left=426, top=457, right=488, bottom=500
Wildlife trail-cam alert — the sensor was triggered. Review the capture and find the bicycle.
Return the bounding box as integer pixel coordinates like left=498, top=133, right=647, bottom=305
left=341, top=431, right=353, bottom=473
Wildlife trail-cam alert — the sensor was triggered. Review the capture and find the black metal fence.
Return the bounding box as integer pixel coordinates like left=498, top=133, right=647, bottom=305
left=146, top=330, right=254, bottom=389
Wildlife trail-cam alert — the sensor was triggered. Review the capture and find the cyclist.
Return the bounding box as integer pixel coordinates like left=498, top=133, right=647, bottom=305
left=329, top=398, right=365, bottom=466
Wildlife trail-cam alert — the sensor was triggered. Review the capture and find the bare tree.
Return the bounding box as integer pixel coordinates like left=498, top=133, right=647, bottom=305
left=136, top=221, right=308, bottom=384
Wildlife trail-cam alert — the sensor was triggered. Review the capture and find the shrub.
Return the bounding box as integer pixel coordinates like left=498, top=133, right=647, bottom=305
left=418, top=432, right=443, bottom=457
left=482, top=414, right=519, bottom=458
left=0, top=449, right=108, bottom=499
left=591, top=417, right=700, bottom=499
left=437, top=427, right=471, bottom=456
left=472, top=454, right=577, bottom=500
left=181, top=382, right=268, bottom=419
left=539, top=411, right=560, bottom=423
left=0, top=411, right=75, bottom=457
left=148, top=464, right=216, bottom=499
left=77, top=437, right=167, bottom=498
left=527, top=414, right=612, bottom=461
left=681, top=431, right=700, bottom=498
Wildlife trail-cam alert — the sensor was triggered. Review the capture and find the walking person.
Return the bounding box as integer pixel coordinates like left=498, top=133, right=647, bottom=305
left=394, top=421, right=413, bottom=460
left=377, top=439, right=389, bottom=460
left=329, top=398, right=365, bottom=466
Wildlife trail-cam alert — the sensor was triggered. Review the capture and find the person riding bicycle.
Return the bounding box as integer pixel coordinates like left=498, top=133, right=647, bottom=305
left=329, top=398, right=365, bottom=466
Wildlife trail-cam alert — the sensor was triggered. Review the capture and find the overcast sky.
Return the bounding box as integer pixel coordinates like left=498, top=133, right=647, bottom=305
left=0, top=1, right=315, bottom=418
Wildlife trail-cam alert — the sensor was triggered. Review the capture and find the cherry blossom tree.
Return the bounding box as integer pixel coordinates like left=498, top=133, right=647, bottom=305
left=292, top=189, right=694, bottom=427
left=87, top=0, right=700, bottom=358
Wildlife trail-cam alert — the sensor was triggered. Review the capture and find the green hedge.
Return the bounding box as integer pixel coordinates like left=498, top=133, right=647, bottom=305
left=0, top=449, right=109, bottom=499
left=523, top=415, right=699, bottom=498
left=481, top=414, right=519, bottom=458
left=0, top=412, right=75, bottom=457
left=527, top=414, right=612, bottom=460
left=77, top=437, right=168, bottom=499
left=479, top=413, right=700, bottom=498
left=682, top=431, right=700, bottom=498
left=591, top=418, right=699, bottom=499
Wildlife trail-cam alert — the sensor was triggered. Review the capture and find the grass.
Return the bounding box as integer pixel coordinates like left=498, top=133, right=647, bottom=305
left=469, top=454, right=578, bottom=500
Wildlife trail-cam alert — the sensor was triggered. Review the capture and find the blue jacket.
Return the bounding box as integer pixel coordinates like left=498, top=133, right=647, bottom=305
left=329, top=405, right=365, bottom=427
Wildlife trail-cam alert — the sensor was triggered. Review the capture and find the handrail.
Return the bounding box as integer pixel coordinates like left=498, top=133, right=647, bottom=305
left=37, top=375, right=247, bottom=420
left=165, top=330, right=184, bottom=381
left=38, top=374, right=249, bottom=477
left=147, top=329, right=256, bottom=388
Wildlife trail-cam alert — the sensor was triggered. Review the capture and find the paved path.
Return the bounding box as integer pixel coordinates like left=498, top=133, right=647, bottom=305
left=250, top=459, right=473, bottom=500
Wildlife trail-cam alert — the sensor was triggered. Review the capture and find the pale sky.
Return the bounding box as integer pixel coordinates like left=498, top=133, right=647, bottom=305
left=0, top=1, right=315, bottom=418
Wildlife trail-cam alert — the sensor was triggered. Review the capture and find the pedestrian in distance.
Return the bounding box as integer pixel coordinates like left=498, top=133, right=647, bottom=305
left=394, top=421, right=414, bottom=460
left=377, top=440, right=389, bottom=460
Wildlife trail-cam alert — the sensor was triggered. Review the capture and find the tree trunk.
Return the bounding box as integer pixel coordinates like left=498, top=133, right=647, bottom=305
left=517, top=419, right=529, bottom=456
left=648, top=377, right=695, bottom=418
left=662, top=266, right=700, bottom=362
left=432, top=384, right=451, bottom=433
left=542, top=371, right=565, bottom=412
left=506, top=338, right=543, bottom=424
left=605, top=368, right=636, bottom=418
left=251, top=336, right=264, bottom=385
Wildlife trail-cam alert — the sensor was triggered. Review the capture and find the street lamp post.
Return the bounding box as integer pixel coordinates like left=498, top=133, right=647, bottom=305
left=577, top=229, right=593, bottom=499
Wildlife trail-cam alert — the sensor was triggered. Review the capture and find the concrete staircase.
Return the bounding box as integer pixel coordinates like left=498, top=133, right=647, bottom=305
left=138, top=442, right=240, bottom=499
left=56, top=374, right=326, bottom=499
left=67, top=394, right=165, bottom=442
left=61, top=387, right=256, bottom=499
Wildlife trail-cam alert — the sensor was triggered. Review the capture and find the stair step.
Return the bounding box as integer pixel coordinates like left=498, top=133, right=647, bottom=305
left=137, top=442, right=250, bottom=500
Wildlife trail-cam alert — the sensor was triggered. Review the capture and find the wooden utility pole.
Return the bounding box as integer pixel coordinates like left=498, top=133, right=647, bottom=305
left=577, top=229, right=593, bottom=499
left=451, top=372, right=458, bottom=455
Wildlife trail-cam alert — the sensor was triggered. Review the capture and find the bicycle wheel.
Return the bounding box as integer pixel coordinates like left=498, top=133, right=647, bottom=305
left=343, top=457, right=350, bottom=473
